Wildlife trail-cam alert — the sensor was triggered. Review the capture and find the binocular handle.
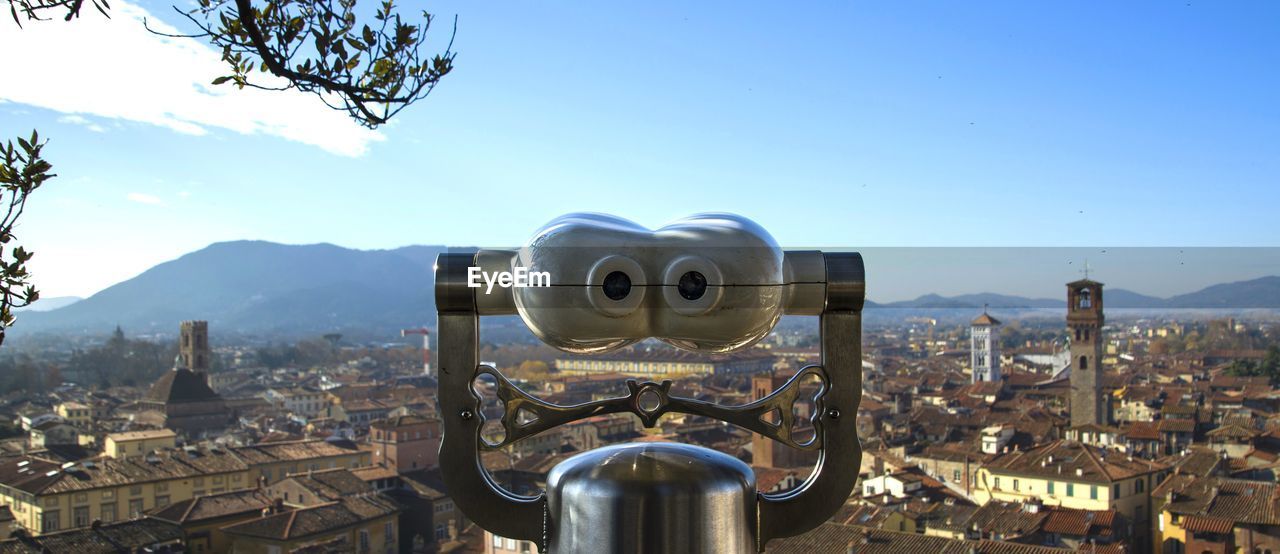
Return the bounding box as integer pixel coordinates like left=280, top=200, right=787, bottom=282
left=434, top=251, right=864, bottom=551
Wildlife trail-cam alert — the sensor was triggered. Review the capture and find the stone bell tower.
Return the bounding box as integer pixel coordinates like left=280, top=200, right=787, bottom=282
left=1067, top=279, right=1106, bottom=427
left=179, top=320, right=210, bottom=372
left=970, top=308, right=1001, bottom=383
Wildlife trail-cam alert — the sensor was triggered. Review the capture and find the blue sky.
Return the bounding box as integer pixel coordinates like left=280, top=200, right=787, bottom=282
left=1, top=1, right=1277, bottom=299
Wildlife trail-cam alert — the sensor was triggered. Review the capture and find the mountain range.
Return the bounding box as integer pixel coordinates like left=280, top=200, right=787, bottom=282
left=875, top=278, right=1280, bottom=310
left=15, top=296, right=82, bottom=312
left=13, top=241, right=1280, bottom=338
left=15, top=241, right=447, bottom=338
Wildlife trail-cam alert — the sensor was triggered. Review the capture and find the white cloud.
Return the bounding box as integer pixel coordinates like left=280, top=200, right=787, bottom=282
left=0, top=3, right=384, bottom=156
left=57, top=114, right=106, bottom=132
left=127, top=192, right=164, bottom=205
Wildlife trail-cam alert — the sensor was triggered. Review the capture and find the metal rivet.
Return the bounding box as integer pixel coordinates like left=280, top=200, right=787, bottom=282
left=827, top=408, right=841, bottom=419
left=460, top=410, right=474, bottom=420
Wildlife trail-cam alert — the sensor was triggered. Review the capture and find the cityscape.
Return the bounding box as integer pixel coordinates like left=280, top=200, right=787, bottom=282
left=0, top=267, right=1274, bottom=552
left=1, top=1, right=1278, bottom=553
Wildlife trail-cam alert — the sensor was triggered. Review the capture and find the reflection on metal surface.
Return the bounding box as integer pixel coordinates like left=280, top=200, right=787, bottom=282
left=546, top=442, right=756, bottom=554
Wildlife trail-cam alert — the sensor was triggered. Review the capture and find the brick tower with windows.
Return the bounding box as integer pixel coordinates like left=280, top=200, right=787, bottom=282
left=1067, top=279, right=1108, bottom=426
left=180, top=320, right=210, bottom=371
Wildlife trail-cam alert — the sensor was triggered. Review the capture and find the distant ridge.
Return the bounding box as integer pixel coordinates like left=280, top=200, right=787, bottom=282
left=12, top=241, right=1280, bottom=339
left=15, top=241, right=447, bottom=337
left=872, top=276, right=1280, bottom=309
left=14, top=296, right=82, bottom=312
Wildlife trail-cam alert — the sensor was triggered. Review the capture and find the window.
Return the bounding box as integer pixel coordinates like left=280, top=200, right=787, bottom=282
left=1048, top=481, right=1055, bottom=494
left=360, top=530, right=370, bottom=551
left=100, top=503, right=116, bottom=523
left=492, top=534, right=502, bottom=547
left=1114, top=484, right=1121, bottom=498
left=155, top=495, right=170, bottom=508
left=44, top=497, right=58, bottom=507
left=505, top=538, right=516, bottom=550
left=1066, top=483, right=1075, bottom=496
left=102, top=489, right=114, bottom=500
left=213, top=476, right=223, bottom=484
left=436, top=524, right=448, bottom=541
left=1079, top=356, right=1089, bottom=370
left=1013, top=479, right=1020, bottom=491
left=41, top=510, right=59, bottom=532
left=129, top=499, right=144, bottom=517
left=232, top=474, right=242, bottom=482
left=1090, top=485, right=1098, bottom=500
left=1136, top=479, right=1145, bottom=493
left=73, top=506, right=89, bottom=528
left=994, top=477, right=1001, bottom=490
left=156, top=482, right=169, bottom=493
left=130, top=485, right=142, bottom=496
left=73, top=493, right=88, bottom=503
left=952, top=470, right=961, bottom=483
left=384, top=522, right=395, bottom=545
left=193, top=477, right=204, bottom=487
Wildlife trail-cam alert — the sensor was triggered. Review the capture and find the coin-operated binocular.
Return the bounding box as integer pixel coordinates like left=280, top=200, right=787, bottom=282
left=435, top=213, right=864, bottom=553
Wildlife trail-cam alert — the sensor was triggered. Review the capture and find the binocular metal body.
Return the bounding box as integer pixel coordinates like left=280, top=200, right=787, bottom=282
left=435, top=213, right=864, bottom=553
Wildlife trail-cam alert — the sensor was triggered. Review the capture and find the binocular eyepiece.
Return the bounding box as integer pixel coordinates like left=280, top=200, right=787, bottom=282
left=435, top=212, right=865, bottom=553
left=457, top=212, right=844, bottom=353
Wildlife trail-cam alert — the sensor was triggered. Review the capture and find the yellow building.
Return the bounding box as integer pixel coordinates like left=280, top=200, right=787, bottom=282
left=973, top=440, right=1167, bottom=549
left=0, top=439, right=370, bottom=536
left=0, top=446, right=251, bottom=534
left=1152, top=474, right=1280, bottom=554
left=54, top=402, right=91, bottom=428
left=104, top=429, right=178, bottom=459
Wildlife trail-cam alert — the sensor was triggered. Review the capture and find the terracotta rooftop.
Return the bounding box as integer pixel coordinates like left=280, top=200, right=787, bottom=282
left=149, top=488, right=274, bottom=524
left=220, top=496, right=399, bottom=541
left=0, top=518, right=182, bottom=553
left=971, top=312, right=1001, bottom=326
left=982, top=440, right=1166, bottom=484
left=1153, top=475, right=1280, bottom=527
left=231, top=438, right=362, bottom=465
left=769, top=522, right=1073, bottom=554
left=0, top=446, right=248, bottom=495
left=145, top=368, right=222, bottom=404
left=278, top=468, right=373, bottom=501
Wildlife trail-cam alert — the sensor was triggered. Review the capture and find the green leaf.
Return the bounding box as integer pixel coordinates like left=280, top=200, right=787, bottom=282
left=211, top=76, right=232, bottom=85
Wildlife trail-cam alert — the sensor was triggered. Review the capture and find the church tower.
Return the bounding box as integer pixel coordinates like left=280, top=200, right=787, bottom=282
left=970, top=310, right=1001, bottom=383
left=179, top=320, right=210, bottom=372
left=1067, top=279, right=1107, bottom=426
